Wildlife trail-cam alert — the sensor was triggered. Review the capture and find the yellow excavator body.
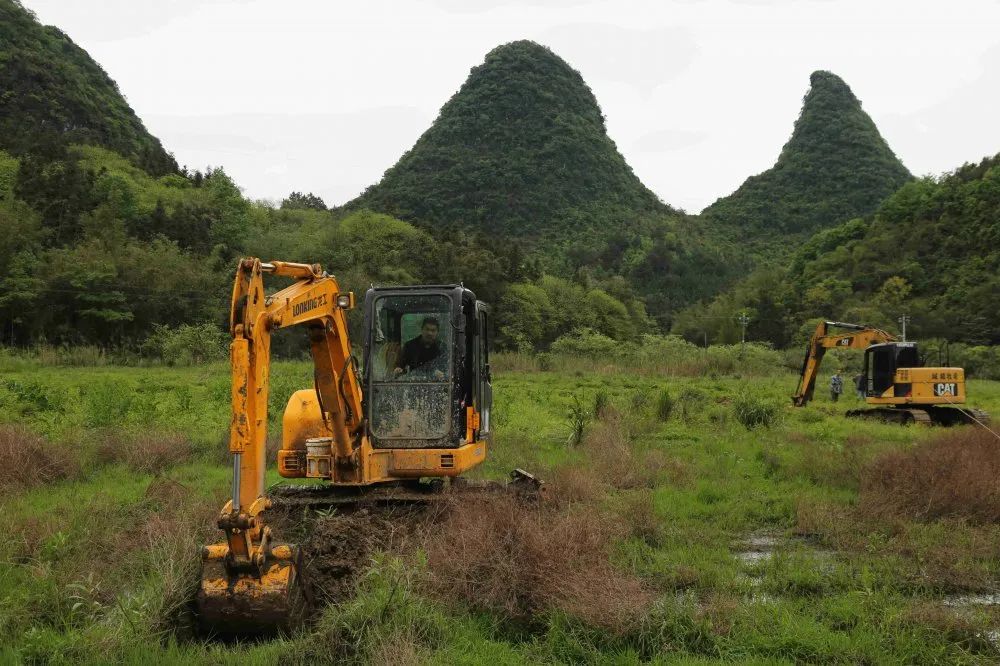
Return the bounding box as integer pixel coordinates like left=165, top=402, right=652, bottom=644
left=792, top=320, right=987, bottom=426
left=196, top=258, right=502, bottom=636
left=865, top=366, right=966, bottom=405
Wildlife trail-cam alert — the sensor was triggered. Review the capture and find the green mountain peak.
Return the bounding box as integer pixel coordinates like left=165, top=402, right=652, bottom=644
left=703, top=69, right=910, bottom=239
left=351, top=39, right=667, bottom=240
left=0, top=0, right=176, bottom=175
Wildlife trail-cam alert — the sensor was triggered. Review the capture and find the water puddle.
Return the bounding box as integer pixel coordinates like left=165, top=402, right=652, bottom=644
left=939, top=595, right=1000, bottom=646
left=943, top=593, right=1000, bottom=607
left=733, top=532, right=782, bottom=566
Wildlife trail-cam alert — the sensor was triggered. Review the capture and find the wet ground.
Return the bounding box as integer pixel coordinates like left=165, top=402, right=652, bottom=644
left=268, top=501, right=435, bottom=610
left=731, top=529, right=1000, bottom=643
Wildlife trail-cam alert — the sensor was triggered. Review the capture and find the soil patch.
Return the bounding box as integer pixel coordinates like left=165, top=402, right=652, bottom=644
left=296, top=504, right=430, bottom=606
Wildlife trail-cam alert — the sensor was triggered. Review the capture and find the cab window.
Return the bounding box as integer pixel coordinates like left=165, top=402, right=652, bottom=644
left=371, top=294, right=452, bottom=382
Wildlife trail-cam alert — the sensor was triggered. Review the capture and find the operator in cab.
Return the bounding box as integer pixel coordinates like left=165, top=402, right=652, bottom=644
left=394, top=316, right=445, bottom=379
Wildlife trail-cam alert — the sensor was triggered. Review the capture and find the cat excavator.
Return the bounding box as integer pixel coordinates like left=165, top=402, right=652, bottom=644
left=196, top=258, right=535, bottom=636
left=792, top=320, right=988, bottom=426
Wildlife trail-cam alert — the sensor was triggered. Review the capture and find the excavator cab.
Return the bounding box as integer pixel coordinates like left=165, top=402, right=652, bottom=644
left=362, top=285, right=492, bottom=450
left=863, top=341, right=921, bottom=397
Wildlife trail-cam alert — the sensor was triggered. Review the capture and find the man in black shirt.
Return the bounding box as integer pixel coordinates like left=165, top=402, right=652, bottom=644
left=394, top=317, right=445, bottom=378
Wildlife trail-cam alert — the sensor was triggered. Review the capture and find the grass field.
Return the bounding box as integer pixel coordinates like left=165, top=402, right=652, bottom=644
left=2, top=357, right=1000, bottom=664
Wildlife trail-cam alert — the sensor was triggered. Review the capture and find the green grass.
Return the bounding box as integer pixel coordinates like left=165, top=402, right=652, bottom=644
left=2, top=359, right=1000, bottom=663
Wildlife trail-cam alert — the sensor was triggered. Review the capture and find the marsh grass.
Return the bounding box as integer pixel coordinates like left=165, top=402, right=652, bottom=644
left=422, top=494, right=654, bottom=634
left=2, top=362, right=1000, bottom=663
left=860, top=427, right=1000, bottom=523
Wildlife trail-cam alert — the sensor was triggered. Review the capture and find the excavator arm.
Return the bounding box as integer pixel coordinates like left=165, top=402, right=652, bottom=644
left=199, top=258, right=361, bottom=634
left=791, top=320, right=896, bottom=406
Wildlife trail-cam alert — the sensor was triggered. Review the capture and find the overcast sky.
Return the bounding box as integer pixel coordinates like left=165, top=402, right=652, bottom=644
left=24, top=0, right=1000, bottom=213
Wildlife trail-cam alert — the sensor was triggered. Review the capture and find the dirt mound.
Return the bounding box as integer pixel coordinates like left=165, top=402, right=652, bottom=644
left=298, top=505, right=428, bottom=606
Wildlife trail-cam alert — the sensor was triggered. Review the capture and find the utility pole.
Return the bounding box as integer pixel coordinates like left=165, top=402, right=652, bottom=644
left=898, top=314, right=910, bottom=341
left=737, top=311, right=751, bottom=357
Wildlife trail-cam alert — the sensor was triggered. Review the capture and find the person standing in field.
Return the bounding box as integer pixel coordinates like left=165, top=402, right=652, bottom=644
left=853, top=372, right=866, bottom=400
left=830, top=372, right=843, bottom=402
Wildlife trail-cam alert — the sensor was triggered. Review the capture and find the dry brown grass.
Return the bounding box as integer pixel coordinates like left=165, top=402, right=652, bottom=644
left=422, top=493, right=654, bottom=633
left=860, top=428, right=1000, bottom=523
left=696, top=593, right=740, bottom=637
left=0, top=424, right=82, bottom=492
left=617, top=490, right=664, bottom=546
left=795, top=497, right=1000, bottom=591
left=579, top=413, right=690, bottom=491
left=766, top=433, right=879, bottom=489
left=95, top=430, right=195, bottom=474
left=546, top=411, right=687, bottom=506
left=546, top=463, right=605, bottom=504
left=901, top=602, right=989, bottom=645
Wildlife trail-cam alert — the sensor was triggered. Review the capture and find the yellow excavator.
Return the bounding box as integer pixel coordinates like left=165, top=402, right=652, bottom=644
left=197, top=258, right=534, bottom=635
left=792, top=320, right=988, bottom=426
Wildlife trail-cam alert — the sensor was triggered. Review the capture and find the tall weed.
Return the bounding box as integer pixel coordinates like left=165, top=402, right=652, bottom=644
left=732, top=388, right=781, bottom=429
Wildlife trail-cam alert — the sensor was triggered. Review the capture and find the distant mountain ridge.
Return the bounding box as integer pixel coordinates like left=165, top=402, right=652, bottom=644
left=0, top=0, right=176, bottom=175
left=703, top=70, right=911, bottom=243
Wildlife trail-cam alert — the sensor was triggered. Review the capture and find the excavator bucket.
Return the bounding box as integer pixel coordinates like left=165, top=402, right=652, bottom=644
left=196, top=542, right=308, bottom=637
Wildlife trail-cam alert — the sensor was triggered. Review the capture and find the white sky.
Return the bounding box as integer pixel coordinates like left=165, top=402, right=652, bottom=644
left=23, top=0, right=1000, bottom=213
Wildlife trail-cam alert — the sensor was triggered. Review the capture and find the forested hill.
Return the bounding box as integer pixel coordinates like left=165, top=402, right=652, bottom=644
left=0, top=0, right=176, bottom=175
left=0, top=14, right=669, bottom=353
left=702, top=71, right=910, bottom=248
left=673, top=153, right=1000, bottom=348
left=350, top=40, right=668, bottom=241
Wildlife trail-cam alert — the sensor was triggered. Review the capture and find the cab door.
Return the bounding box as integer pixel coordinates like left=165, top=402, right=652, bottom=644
left=475, top=302, right=492, bottom=437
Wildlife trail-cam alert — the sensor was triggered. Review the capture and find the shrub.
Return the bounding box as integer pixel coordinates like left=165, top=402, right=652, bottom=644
left=0, top=425, right=81, bottom=491
left=3, top=378, right=62, bottom=414
left=859, top=428, right=1000, bottom=523
left=732, top=388, right=781, bottom=429
left=422, top=495, right=653, bottom=632
left=95, top=430, right=194, bottom=474
left=655, top=388, right=674, bottom=421
left=550, top=328, right=629, bottom=360
left=142, top=323, right=228, bottom=365
left=566, top=396, right=590, bottom=446
left=85, top=381, right=133, bottom=427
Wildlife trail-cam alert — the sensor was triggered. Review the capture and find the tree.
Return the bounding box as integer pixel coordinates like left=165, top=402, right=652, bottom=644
left=281, top=191, right=327, bottom=210
left=497, top=283, right=552, bottom=350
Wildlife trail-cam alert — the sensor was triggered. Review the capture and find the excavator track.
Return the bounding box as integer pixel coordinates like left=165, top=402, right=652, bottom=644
left=845, top=406, right=991, bottom=427
left=269, top=469, right=544, bottom=511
